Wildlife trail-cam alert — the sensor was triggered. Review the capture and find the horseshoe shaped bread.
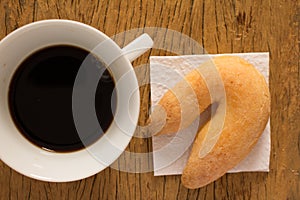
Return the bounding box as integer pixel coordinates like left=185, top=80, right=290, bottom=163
left=151, top=56, right=270, bottom=189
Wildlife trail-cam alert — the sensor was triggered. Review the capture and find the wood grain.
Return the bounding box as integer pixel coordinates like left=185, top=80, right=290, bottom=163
left=0, top=0, right=299, bottom=199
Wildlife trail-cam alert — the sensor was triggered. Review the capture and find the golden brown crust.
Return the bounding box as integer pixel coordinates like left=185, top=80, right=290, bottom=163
left=150, top=62, right=212, bottom=135
left=181, top=56, right=270, bottom=189
left=152, top=56, right=270, bottom=189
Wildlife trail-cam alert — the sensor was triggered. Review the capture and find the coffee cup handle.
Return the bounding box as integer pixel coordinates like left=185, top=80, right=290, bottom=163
left=121, top=33, right=153, bottom=62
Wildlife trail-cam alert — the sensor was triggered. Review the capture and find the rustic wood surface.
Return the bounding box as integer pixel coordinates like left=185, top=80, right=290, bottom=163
left=0, top=0, right=299, bottom=199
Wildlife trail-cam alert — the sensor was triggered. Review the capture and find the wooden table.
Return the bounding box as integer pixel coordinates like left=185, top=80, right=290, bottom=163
left=0, top=0, right=299, bottom=199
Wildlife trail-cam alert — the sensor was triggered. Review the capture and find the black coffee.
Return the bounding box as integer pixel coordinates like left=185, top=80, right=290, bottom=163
left=9, top=45, right=116, bottom=152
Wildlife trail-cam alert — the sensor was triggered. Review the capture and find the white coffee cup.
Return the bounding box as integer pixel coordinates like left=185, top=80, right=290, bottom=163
left=0, top=20, right=153, bottom=182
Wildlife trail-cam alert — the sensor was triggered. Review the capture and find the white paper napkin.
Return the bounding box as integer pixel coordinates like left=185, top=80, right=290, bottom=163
left=150, top=53, right=270, bottom=176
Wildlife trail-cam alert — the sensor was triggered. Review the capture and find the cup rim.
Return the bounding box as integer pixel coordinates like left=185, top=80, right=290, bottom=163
left=0, top=19, right=140, bottom=182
